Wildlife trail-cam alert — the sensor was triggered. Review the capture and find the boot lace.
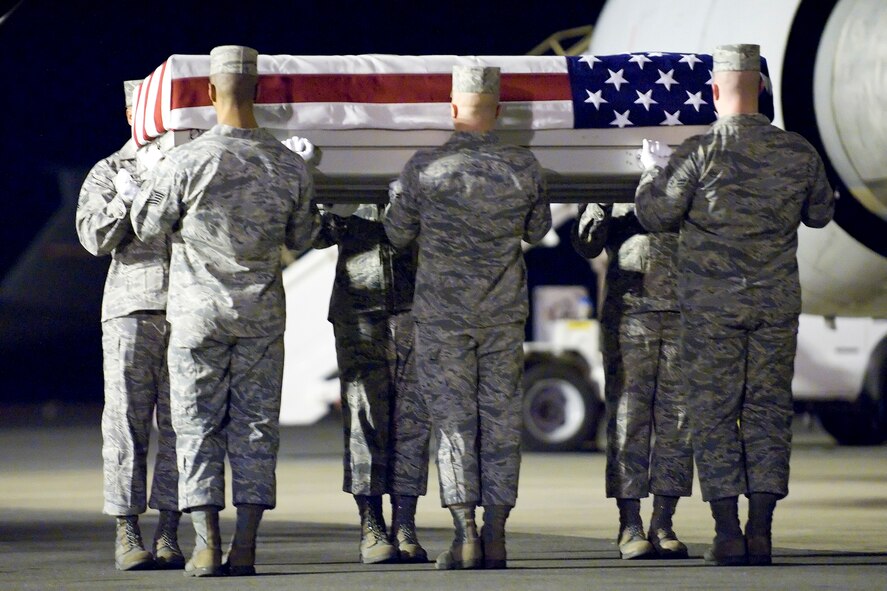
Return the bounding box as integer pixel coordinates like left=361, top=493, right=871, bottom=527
left=120, top=521, right=144, bottom=549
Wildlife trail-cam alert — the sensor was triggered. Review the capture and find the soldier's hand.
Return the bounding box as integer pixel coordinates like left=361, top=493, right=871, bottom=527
left=136, top=143, right=164, bottom=172
left=113, top=168, right=139, bottom=205
left=282, top=135, right=317, bottom=164
left=638, top=138, right=673, bottom=170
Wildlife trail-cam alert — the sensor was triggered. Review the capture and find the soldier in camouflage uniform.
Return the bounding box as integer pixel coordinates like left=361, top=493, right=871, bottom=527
left=571, top=202, right=692, bottom=560
left=76, top=80, right=183, bottom=572
left=634, top=44, right=834, bottom=566
left=130, top=46, right=320, bottom=577
left=313, top=202, right=430, bottom=564
left=384, top=65, right=551, bottom=570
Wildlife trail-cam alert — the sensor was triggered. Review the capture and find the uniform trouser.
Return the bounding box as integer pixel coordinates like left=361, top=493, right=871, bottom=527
left=681, top=312, right=797, bottom=501
left=602, top=310, right=693, bottom=499
left=415, top=321, right=524, bottom=508
left=333, top=312, right=430, bottom=496
left=167, top=333, right=283, bottom=511
left=101, top=314, right=178, bottom=515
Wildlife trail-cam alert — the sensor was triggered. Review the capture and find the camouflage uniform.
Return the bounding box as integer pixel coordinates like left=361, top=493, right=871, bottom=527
left=384, top=131, right=551, bottom=507
left=635, top=113, right=834, bottom=501
left=571, top=203, right=692, bottom=500
left=313, top=205, right=429, bottom=496
left=130, top=124, right=319, bottom=511
left=76, top=138, right=177, bottom=516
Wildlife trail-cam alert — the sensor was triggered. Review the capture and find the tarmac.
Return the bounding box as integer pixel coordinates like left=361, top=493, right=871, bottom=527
left=0, top=404, right=885, bottom=590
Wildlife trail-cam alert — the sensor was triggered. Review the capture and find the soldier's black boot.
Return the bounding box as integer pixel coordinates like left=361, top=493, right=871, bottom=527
left=184, top=506, right=223, bottom=577
left=223, top=503, right=265, bottom=576
left=152, top=510, right=185, bottom=569
left=704, top=496, right=748, bottom=566
left=390, top=494, right=428, bottom=562
left=647, top=495, right=688, bottom=559
left=114, top=515, right=154, bottom=571
left=746, top=492, right=778, bottom=566
left=616, top=498, right=655, bottom=559
left=481, top=505, right=510, bottom=569
left=355, top=495, right=397, bottom=564
left=435, top=503, right=481, bottom=570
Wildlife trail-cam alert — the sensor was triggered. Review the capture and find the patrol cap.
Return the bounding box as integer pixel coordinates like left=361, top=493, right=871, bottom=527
left=452, top=65, right=500, bottom=97
left=123, top=80, right=141, bottom=108
left=209, top=45, right=258, bottom=76
left=713, top=44, right=760, bottom=73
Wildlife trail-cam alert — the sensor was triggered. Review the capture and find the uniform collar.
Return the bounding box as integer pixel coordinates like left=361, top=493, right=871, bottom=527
left=712, top=113, right=771, bottom=129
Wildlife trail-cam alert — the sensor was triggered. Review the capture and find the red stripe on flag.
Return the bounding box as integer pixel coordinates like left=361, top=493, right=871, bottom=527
left=169, top=72, right=570, bottom=110
left=154, top=61, right=168, bottom=135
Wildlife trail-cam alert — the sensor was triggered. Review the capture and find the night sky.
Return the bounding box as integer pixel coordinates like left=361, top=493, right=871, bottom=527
left=0, top=1, right=603, bottom=403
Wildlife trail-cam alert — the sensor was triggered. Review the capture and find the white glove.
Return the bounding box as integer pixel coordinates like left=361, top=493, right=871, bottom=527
left=113, top=168, right=139, bottom=205
left=136, top=143, right=164, bottom=172
left=282, top=135, right=316, bottom=163
left=638, top=138, right=673, bottom=170
left=388, top=180, right=403, bottom=202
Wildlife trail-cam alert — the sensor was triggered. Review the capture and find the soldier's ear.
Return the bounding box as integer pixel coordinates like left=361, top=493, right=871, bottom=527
left=495, top=104, right=501, bottom=120
left=207, top=81, right=217, bottom=104
left=451, top=103, right=458, bottom=119
left=712, top=83, right=720, bottom=101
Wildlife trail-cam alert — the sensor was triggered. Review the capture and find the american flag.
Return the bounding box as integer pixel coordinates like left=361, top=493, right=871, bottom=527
left=131, top=53, right=773, bottom=146
left=567, top=53, right=773, bottom=128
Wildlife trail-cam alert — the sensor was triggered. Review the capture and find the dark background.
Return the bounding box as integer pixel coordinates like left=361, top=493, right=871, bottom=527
left=0, top=0, right=603, bottom=404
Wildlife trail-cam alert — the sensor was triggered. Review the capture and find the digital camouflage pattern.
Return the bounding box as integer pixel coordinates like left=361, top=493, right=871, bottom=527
left=315, top=206, right=429, bottom=497
left=77, top=140, right=177, bottom=517
left=76, top=139, right=169, bottom=321
left=635, top=114, right=834, bottom=319
left=635, top=113, right=834, bottom=501
left=313, top=205, right=416, bottom=321
left=130, top=124, right=319, bottom=511
left=571, top=203, right=692, bottom=499
left=333, top=312, right=429, bottom=496
left=168, top=334, right=284, bottom=509
left=131, top=124, right=319, bottom=348
left=383, top=131, right=551, bottom=327
left=415, top=322, right=525, bottom=507
left=571, top=203, right=679, bottom=314
left=385, top=131, right=551, bottom=508
left=681, top=313, right=796, bottom=500
left=100, top=315, right=178, bottom=515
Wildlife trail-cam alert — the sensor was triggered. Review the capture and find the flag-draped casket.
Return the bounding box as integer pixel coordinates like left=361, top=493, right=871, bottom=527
left=130, top=53, right=773, bottom=201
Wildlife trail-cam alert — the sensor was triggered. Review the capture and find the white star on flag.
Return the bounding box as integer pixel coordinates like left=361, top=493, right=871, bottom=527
left=706, top=70, right=713, bottom=86
left=634, top=89, right=658, bottom=111
left=628, top=54, right=652, bottom=70
left=611, top=110, right=633, bottom=128
left=684, top=91, right=707, bottom=111
left=655, top=69, right=679, bottom=91
left=605, top=68, right=628, bottom=91
left=661, top=110, right=683, bottom=126
left=579, top=55, right=601, bottom=69
left=679, top=54, right=703, bottom=70
left=584, top=89, right=608, bottom=109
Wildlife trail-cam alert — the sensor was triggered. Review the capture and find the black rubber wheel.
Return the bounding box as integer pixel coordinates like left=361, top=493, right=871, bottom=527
left=521, top=361, right=601, bottom=452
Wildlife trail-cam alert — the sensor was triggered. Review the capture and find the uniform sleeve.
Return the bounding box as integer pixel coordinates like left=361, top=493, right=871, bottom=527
left=635, top=138, right=699, bottom=232
left=383, top=162, right=422, bottom=249
left=286, top=167, right=321, bottom=252
left=75, top=156, right=134, bottom=256
left=522, top=159, right=552, bottom=244
left=130, top=157, right=184, bottom=242
left=801, top=150, right=835, bottom=228
left=570, top=203, right=611, bottom=259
